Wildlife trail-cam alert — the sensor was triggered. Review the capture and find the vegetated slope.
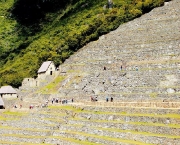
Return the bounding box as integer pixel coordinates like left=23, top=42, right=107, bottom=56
left=0, top=0, right=165, bottom=87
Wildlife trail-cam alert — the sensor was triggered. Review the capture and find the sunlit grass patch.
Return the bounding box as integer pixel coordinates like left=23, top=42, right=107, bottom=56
left=2, top=110, right=28, bottom=116
left=38, top=76, right=65, bottom=94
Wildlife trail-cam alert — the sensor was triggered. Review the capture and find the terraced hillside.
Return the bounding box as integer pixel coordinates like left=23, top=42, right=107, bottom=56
left=48, top=0, right=180, bottom=102
left=0, top=0, right=165, bottom=87
left=1, top=1, right=179, bottom=144
left=0, top=104, right=180, bottom=145
left=19, top=0, right=180, bottom=103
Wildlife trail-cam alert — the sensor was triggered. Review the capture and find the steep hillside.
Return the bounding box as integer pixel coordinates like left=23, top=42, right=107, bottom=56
left=23, top=0, right=180, bottom=102
left=0, top=0, right=165, bottom=87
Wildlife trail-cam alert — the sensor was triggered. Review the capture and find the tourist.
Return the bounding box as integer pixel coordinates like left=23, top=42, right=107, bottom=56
left=120, top=65, right=123, bottom=71
left=106, top=97, right=109, bottom=102
left=90, top=96, right=93, bottom=102
left=110, top=97, right=113, bottom=102
left=135, top=66, right=138, bottom=71
left=56, top=98, right=58, bottom=103
left=95, top=97, right=98, bottom=101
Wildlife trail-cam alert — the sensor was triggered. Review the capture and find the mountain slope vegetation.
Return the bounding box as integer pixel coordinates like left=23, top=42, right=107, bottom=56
left=0, top=0, right=166, bottom=87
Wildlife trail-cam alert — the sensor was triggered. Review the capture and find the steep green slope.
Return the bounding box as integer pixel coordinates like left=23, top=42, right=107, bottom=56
left=0, top=0, right=165, bottom=87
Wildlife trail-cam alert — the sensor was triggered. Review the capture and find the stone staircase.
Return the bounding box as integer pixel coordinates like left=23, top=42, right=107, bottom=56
left=0, top=104, right=180, bottom=144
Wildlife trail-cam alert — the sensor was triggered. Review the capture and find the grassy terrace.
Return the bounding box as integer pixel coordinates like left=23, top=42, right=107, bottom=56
left=38, top=76, right=65, bottom=94
left=0, top=104, right=179, bottom=144
left=63, top=130, right=155, bottom=145
left=0, top=126, right=50, bottom=132
left=1, top=121, right=179, bottom=142
left=48, top=105, right=180, bottom=119
left=95, top=127, right=180, bottom=139
left=0, top=127, right=155, bottom=145
left=0, top=133, right=103, bottom=145
left=71, top=117, right=180, bottom=129
left=2, top=110, right=28, bottom=116
left=0, top=110, right=28, bottom=121
left=0, top=141, right=51, bottom=145
left=60, top=123, right=180, bottom=139
left=15, top=108, right=180, bottom=130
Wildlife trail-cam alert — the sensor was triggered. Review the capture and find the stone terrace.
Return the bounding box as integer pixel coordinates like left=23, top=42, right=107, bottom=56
left=1, top=1, right=179, bottom=145
left=52, top=0, right=180, bottom=102
left=0, top=104, right=180, bottom=145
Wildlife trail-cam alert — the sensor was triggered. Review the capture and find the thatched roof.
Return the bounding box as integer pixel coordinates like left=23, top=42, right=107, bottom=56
left=38, top=61, right=53, bottom=73
left=0, top=86, right=17, bottom=94
left=0, top=97, right=4, bottom=106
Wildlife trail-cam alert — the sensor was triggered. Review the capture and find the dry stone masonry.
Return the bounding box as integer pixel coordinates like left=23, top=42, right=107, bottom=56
left=50, top=0, right=180, bottom=103
left=1, top=0, right=180, bottom=144
left=0, top=104, right=180, bottom=144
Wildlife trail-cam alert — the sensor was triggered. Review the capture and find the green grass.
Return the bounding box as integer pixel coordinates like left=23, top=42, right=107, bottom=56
left=38, top=111, right=66, bottom=116
left=0, top=116, right=6, bottom=121
left=55, top=122, right=180, bottom=139
left=0, top=141, right=51, bottom=145
left=47, top=105, right=180, bottom=119
left=0, top=125, right=50, bottom=132
left=38, top=76, right=65, bottom=94
left=2, top=110, right=28, bottom=116
left=0, top=130, right=155, bottom=145
left=3, top=134, right=45, bottom=139
left=1, top=133, right=102, bottom=145
left=96, top=127, right=180, bottom=139
left=72, top=117, right=180, bottom=129
left=51, top=135, right=103, bottom=145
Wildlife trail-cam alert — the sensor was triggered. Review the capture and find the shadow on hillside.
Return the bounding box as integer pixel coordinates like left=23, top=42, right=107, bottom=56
left=11, top=0, right=73, bottom=25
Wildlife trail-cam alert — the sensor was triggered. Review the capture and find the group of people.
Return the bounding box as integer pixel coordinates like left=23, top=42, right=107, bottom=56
left=13, top=104, right=22, bottom=109
left=90, top=96, right=98, bottom=102
left=90, top=96, right=114, bottom=102
left=104, top=65, right=123, bottom=71
left=106, top=97, right=113, bottom=102
left=51, top=98, right=74, bottom=104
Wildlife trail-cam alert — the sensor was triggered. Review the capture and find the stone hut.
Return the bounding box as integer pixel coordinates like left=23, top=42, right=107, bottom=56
left=0, top=97, right=5, bottom=109
left=38, top=61, right=56, bottom=79
left=0, top=86, right=18, bottom=100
